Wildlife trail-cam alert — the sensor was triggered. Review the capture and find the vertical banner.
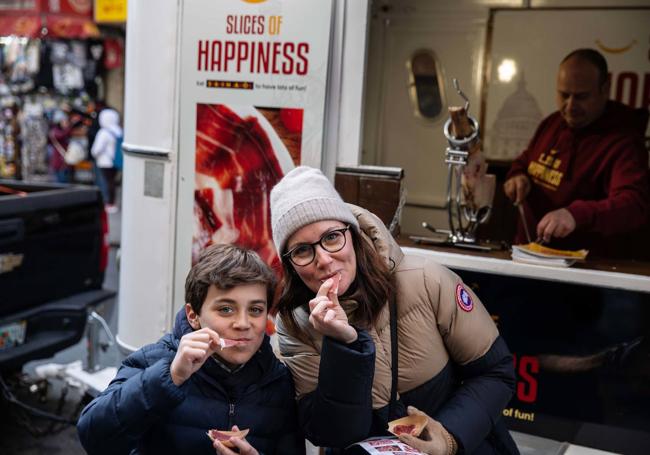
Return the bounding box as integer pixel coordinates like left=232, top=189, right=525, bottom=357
left=178, top=0, right=333, bottom=272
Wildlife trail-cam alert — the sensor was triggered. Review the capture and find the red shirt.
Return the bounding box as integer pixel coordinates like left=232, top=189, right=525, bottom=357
left=507, top=101, right=650, bottom=258
left=48, top=124, right=73, bottom=171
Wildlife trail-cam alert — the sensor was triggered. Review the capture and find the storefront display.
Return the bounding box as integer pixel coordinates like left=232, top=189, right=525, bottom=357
left=0, top=1, right=122, bottom=181
left=0, top=36, right=100, bottom=179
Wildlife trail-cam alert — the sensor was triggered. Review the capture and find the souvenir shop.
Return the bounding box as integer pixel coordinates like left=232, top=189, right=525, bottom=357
left=0, top=0, right=124, bottom=182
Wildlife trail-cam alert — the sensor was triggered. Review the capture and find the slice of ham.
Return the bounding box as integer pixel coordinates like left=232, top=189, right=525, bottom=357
left=392, top=424, right=416, bottom=435
left=329, top=272, right=341, bottom=295
left=219, top=338, right=238, bottom=350
left=193, top=104, right=286, bottom=268
left=206, top=428, right=249, bottom=448
left=387, top=414, right=427, bottom=438
left=208, top=430, right=233, bottom=441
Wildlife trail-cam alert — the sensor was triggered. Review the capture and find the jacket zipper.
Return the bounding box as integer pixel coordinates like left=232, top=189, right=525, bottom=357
left=228, top=402, right=235, bottom=428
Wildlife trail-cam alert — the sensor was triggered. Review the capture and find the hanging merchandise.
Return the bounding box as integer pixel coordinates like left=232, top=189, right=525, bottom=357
left=25, top=40, right=40, bottom=74
left=50, top=41, right=84, bottom=94
left=0, top=106, right=20, bottom=178
left=52, top=62, right=85, bottom=94
left=0, top=0, right=123, bottom=183
left=4, top=38, right=35, bottom=94
left=102, top=37, right=123, bottom=69
left=20, top=98, right=49, bottom=179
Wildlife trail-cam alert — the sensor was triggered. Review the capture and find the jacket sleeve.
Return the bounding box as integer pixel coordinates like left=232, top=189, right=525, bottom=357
left=272, top=398, right=307, bottom=455
left=76, top=347, right=186, bottom=455
left=277, top=315, right=376, bottom=448
left=424, top=261, right=515, bottom=454
left=266, top=370, right=306, bottom=455
left=567, top=135, right=650, bottom=234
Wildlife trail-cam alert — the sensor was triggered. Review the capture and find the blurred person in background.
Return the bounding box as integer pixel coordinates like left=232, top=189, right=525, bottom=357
left=91, top=108, right=122, bottom=213
left=47, top=109, right=74, bottom=183
left=86, top=100, right=108, bottom=199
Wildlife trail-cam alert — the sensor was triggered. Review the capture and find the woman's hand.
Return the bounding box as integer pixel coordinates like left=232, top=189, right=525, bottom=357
left=213, top=426, right=259, bottom=455
left=308, top=275, right=357, bottom=344
left=170, top=327, right=221, bottom=386
left=397, top=406, right=457, bottom=455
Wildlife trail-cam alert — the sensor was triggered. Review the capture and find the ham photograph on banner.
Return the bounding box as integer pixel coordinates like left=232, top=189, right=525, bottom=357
left=193, top=103, right=301, bottom=266
left=177, top=0, right=333, bottom=269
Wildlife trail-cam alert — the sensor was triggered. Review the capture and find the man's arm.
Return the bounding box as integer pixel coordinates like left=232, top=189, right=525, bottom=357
left=567, top=137, right=650, bottom=236
left=503, top=174, right=531, bottom=205
left=536, top=208, right=576, bottom=242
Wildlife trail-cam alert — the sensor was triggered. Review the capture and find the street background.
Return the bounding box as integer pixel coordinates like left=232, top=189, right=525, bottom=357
left=0, top=206, right=122, bottom=455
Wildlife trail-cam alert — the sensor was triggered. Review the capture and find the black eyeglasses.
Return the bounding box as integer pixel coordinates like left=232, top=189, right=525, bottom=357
left=283, top=225, right=351, bottom=266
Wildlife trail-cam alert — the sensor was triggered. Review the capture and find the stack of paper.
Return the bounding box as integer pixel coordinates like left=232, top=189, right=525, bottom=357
left=511, top=243, right=588, bottom=268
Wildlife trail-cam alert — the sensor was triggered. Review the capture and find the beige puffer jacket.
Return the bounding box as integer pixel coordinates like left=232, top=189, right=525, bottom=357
left=277, top=205, right=499, bottom=408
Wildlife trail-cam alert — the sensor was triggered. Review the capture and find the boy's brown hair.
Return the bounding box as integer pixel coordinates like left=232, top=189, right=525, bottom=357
left=185, top=244, right=277, bottom=314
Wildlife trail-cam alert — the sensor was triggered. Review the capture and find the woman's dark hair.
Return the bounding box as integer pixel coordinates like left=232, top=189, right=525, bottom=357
left=276, top=227, right=395, bottom=344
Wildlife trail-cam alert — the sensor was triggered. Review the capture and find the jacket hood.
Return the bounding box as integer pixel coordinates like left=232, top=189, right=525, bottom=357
left=172, top=306, right=193, bottom=343
left=98, top=108, right=123, bottom=137
left=349, top=204, right=404, bottom=272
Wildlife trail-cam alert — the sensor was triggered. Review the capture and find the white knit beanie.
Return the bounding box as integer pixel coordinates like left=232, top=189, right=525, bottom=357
left=270, top=166, right=359, bottom=254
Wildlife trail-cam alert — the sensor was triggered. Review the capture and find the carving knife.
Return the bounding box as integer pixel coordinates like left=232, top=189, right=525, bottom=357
left=517, top=203, right=532, bottom=244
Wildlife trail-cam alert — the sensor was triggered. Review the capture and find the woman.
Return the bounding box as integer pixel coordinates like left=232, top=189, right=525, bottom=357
left=270, top=166, right=519, bottom=454
left=91, top=108, right=122, bottom=212
left=48, top=109, right=74, bottom=183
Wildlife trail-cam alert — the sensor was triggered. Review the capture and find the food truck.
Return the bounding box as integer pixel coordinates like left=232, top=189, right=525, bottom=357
left=117, top=0, right=650, bottom=453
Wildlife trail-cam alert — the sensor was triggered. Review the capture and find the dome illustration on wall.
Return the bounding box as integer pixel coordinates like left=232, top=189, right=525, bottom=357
left=488, top=75, right=543, bottom=161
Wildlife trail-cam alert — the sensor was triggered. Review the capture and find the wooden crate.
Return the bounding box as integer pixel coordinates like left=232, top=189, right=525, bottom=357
left=335, top=165, right=404, bottom=236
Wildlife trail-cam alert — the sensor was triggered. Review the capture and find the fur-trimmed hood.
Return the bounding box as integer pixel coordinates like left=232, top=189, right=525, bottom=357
left=349, top=204, right=404, bottom=272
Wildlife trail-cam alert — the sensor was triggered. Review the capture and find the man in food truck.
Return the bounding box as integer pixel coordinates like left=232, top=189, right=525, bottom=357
left=503, top=48, right=650, bottom=258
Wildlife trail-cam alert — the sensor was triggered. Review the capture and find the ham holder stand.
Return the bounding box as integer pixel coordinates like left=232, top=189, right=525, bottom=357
left=411, top=79, right=502, bottom=251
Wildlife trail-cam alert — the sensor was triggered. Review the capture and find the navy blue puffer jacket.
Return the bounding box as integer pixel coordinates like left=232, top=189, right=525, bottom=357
left=77, top=309, right=305, bottom=455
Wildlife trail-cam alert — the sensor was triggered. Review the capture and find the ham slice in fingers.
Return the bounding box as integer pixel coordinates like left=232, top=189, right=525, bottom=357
left=207, top=428, right=249, bottom=448
left=219, top=338, right=238, bottom=350
left=330, top=272, right=341, bottom=295
left=387, top=414, right=427, bottom=437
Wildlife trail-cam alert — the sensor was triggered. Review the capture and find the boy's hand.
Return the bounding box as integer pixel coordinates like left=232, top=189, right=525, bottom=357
left=308, top=275, right=357, bottom=344
left=213, top=426, right=259, bottom=455
left=170, top=327, right=221, bottom=386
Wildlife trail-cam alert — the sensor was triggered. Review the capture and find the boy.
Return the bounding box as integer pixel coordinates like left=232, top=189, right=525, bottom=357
left=77, top=244, right=305, bottom=454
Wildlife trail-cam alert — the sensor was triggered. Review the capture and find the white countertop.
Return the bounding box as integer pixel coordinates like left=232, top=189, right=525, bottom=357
left=403, top=246, right=650, bottom=294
